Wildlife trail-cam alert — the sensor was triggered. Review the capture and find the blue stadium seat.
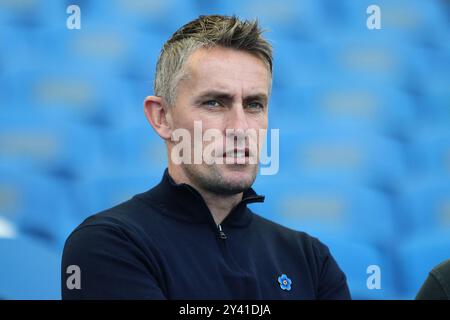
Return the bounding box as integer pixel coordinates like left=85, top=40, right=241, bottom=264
left=270, top=80, right=416, bottom=140
left=397, top=176, right=450, bottom=236
left=267, top=36, right=332, bottom=91
left=408, top=126, right=450, bottom=177
left=216, top=0, right=326, bottom=38
left=282, top=82, right=414, bottom=138
left=81, top=0, right=198, bottom=33
left=322, top=236, right=396, bottom=299
left=1, top=27, right=161, bottom=128
left=319, top=33, right=411, bottom=88
left=0, top=234, right=60, bottom=299
left=274, top=122, right=406, bottom=188
left=74, top=170, right=162, bottom=221
left=0, top=111, right=104, bottom=180
left=0, top=1, right=66, bottom=29
left=56, top=25, right=164, bottom=80
left=0, top=164, right=77, bottom=250
left=100, top=124, right=167, bottom=173
left=329, top=0, right=449, bottom=45
left=420, top=67, right=450, bottom=124
left=119, top=31, right=166, bottom=82
left=6, top=61, right=131, bottom=127
left=250, top=176, right=396, bottom=246
left=0, top=216, right=16, bottom=239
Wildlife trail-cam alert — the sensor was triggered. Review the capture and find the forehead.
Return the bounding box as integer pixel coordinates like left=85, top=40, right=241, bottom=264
left=181, top=46, right=271, bottom=96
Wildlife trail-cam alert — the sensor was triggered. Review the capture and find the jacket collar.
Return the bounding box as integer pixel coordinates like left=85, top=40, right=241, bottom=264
left=140, top=168, right=265, bottom=228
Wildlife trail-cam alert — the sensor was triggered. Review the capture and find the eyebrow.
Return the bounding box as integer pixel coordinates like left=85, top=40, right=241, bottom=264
left=195, top=90, right=268, bottom=105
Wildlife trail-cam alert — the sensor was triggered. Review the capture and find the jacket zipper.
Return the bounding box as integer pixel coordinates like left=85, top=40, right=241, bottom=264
left=215, top=195, right=263, bottom=241
left=217, top=224, right=227, bottom=240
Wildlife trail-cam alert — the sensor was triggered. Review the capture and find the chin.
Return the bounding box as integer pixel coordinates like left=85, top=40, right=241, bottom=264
left=186, top=163, right=258, bottom=194
left=220, top=164, right=257, bottom=187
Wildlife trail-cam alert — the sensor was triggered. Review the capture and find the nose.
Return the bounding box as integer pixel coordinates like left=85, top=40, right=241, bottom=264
left=227, top=103, right=249, bottom=132
left=225, top=104, right=250, bottom=150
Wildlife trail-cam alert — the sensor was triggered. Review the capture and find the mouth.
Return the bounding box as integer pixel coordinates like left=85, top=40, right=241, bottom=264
left=223, top=148, right=250, bottom=159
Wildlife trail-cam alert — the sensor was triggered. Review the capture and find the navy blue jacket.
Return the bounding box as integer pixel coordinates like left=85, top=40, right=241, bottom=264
left=62, top=169, right=351, bottom=299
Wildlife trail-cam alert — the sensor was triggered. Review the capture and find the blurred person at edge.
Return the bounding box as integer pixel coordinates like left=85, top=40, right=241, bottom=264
left=416, top=259, right=450, bottom=300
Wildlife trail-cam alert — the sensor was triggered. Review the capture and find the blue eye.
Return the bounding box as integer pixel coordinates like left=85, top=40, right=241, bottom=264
left=247, top=102, right=264, bottom=110
left=203, top=100, right=221, bottom=108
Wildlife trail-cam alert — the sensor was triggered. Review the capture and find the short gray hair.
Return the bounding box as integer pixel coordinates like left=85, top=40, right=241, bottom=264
left=154, top=15, right=273, bottom=107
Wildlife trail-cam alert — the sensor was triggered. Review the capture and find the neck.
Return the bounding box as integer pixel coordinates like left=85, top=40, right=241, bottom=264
left=199, top=189, right=243, bottom=226
left=168, top=165, right=243, bottom=226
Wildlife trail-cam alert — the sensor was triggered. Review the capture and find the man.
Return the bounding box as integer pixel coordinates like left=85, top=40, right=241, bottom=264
left=62, top=15, right=351, bottom=299
left=416, top=259, right=450, bottom=300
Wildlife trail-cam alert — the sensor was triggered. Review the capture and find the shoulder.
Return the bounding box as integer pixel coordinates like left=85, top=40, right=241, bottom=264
left=416, top=260, right=450, bottom=300
left=62, top=193, right=167, bottom=280
left=250, top=213, right=331, bottom=257
left=429, top=259, right=450, bottom=298
left=250, top=212, right=351, bottom=299
left=61, top=195, right=167, bottom=299
left=432, top=259, right=450, bottom=277
left=65, top=191, right=164, bottom=251
left=76, top=186, right=166, bottom=230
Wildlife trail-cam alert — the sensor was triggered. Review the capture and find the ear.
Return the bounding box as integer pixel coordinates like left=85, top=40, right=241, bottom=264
left=144, top=96, right=172, bottom=140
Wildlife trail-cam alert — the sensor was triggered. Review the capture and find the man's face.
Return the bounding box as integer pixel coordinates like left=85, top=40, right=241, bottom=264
left=167, top=46, right=271, bottom=195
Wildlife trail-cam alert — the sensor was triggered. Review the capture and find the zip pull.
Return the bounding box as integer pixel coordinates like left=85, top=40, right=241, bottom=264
left=218, top=224, right=227, bottom=240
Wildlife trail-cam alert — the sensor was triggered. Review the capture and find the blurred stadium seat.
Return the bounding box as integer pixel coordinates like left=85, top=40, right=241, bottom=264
left=80, top=0, right=199, bottom=33
left=74, top=171, right=163, bottom=221
left=407, top=126, right=450, bottom=177
left=334, top=0, right=449, bottom=43
left=420, top=65, right=450, bottom=124
left=324, top=236, right=396, bottom=299
left=0, top=234, right=60, bottom=299
left=0, top=0, right=66, bottom=29
left=251, top=176, right=396, bottom=247
left=274, top=122, right=406, bottom=189
left=100, top=124, right=167, bottom=173
left=270, top=80, right=416, bottom=139
left=397, top=176, right=450, bottom=236
left=397, top=232, right=450, bottom=298
left=0, top=111, right=104, bottom=179
left=216, top=0, right=325, bottom=38
left=0, top=163, right=77, bottom=249
left=267, top=36, right=332, bottom=90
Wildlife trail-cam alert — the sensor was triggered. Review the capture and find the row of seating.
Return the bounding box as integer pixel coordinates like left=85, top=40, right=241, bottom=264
left=1, top=0, right=448, bottom=41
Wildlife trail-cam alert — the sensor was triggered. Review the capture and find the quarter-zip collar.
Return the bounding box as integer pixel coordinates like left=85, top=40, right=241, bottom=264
left=142, top=168, right=265, bottom=228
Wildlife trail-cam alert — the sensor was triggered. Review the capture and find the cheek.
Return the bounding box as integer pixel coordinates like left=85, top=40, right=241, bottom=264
left=196, top=114, right=228, bottom=136
left=170, top=108, right=196, bottom=130
left=249, top=114, right=268, bottom=130
left=250, top=117, right=268, bottom=149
